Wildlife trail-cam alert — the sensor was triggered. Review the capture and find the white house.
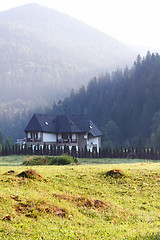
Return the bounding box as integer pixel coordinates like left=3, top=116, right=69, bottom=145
left=24, top=114, right=102, bottom=152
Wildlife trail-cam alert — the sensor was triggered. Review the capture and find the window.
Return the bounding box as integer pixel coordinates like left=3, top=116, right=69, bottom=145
left=57, top=133, right=62, bottom=143
left=35, top=132, right=38, bottom=139
left=62, top=133, right=68, bottom=140
left=62, top=133, right=69, bottom=143
left=31, top=132, right=34, bottom=139
left=58, top=133, right=62, bottom=140
left=27, top=132, right=31, bottom=138
left=72, top=133, right=77, bottom=143
left=72, top=133, right=76, bottom=140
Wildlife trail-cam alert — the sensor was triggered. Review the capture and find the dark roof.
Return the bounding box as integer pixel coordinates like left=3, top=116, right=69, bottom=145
left=25, top=114, right=102, bottom=136
left=89, top=120, right=102, bottom=137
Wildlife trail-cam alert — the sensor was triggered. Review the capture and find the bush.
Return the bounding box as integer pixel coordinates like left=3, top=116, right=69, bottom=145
left=53, top=155, right=75, bottom=165
left=23, top=156, right=53, bottom=166
left=23, top=155, right=78, bottom=166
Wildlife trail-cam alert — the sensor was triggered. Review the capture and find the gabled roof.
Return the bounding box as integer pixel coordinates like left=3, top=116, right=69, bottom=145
left=89, top=120, right=102, bottom=137
left=25, top=114, right=43, bottom=132
left=25, top=114, right=102, bottom=137
left=25, top=114, right=56, bottom=133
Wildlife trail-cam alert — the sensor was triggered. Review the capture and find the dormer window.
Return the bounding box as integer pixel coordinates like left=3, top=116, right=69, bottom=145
left=45, top=121, right=48, bottom=126
left=70, top=121, right=74, bottom=125
left=90, top=125, right=92, bottom=129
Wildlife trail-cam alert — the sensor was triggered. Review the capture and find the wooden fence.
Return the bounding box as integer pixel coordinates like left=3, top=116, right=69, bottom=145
left=0, top=145, right=160, bottom=160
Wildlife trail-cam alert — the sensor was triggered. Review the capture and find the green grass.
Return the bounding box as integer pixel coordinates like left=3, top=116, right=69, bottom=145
left=0, top=156, right=160, bottom=239
left=0, top=155, right=25, bottom=166
left=0, top=155, right=160, bottom=166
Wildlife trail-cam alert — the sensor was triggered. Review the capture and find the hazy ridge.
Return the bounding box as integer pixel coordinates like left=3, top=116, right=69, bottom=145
left=0, top=3, right=136, bottom=103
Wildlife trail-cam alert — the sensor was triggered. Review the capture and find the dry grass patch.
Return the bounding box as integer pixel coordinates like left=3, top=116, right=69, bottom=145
left=53, top=193, right=110, bottom=210
left=11, top=196, right=67, bottom=218
left=104, top=169, right=124, bottom=177
left=16, top=169, right=42, bottom=180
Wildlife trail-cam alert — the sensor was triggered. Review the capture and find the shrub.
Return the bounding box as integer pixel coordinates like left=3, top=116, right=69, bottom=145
left=23, top=155, right=78, bottom=166
left=23, top=156, right=51, bottom=166
left=54, top=155, right=74, bottom=165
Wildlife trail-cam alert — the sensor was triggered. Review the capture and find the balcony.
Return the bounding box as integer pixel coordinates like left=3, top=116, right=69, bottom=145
left=34, top=139, right=41, bottom=142
left=57, top=139, right=77, bottom=144
left=26, top=138, right=41, bottom=143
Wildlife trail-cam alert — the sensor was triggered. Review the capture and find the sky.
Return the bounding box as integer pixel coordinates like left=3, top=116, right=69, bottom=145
left=0, top=0, right=160, bottom=49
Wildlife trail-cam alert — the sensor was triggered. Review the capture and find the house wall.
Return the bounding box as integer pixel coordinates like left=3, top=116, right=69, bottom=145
left=25, top=130, right=101, bottom=151
left=78, top=133, right=87, bottom=150
left=98, top=136, right=101, bottom=149
left=87, top=136, right=101, bottom=152
left=43, top=132, right=56, bottom=142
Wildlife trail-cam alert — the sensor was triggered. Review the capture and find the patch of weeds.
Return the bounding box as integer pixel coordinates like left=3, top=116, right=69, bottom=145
left=13, top=198, right=67, bottom=218
left=23, top=155, right=78, bottom=166
left=53, top=155, right=77, bottom=165
left=53, top=193, right=110, bottom=211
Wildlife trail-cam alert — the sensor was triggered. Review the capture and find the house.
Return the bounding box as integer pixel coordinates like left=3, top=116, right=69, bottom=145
left=24, top=114, right=102, bottom=152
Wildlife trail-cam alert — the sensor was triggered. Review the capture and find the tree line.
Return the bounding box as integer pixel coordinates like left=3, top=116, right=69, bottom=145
left=50, top=52, right=160, bottom=151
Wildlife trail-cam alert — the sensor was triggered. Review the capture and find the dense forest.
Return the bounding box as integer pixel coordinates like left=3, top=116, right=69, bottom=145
left=50, top=52, right=160, bottom=150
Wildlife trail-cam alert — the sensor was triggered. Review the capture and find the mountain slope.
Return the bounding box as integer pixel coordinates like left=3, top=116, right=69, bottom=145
left=50, top=52, right=160, bottom=147
left=0, top=3, right=136, bottom=102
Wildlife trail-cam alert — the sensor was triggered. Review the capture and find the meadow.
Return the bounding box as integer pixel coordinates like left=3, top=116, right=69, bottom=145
left=0, top=156, right=160, bottom=239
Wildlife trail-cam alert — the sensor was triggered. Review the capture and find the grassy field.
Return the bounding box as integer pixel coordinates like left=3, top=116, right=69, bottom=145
left=0, top=156, right=160, bottom=239
left=0, top=155, right=160, bottom=166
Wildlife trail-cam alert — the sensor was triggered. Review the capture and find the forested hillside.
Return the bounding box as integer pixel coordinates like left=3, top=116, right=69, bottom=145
left=1, top=52, right=160, bottom=149
left=0, top=3, right=135, bottom=102
left=51, top=52, right=160, bottom=149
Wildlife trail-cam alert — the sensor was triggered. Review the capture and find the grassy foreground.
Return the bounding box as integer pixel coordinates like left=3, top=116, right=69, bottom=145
left=0, top=157, right=160, bottom=239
